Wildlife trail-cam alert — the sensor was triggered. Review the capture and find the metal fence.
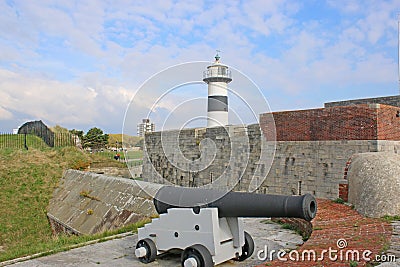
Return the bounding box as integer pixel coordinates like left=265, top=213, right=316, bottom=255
left=0, top=132, right=77, bottom=150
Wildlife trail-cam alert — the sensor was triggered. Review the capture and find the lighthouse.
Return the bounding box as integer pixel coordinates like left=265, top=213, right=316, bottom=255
left=203, top=52, right=232, bottom=127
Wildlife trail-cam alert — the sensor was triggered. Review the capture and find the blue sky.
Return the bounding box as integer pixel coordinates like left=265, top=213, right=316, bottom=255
left=0, top=0, right=399, bottom=134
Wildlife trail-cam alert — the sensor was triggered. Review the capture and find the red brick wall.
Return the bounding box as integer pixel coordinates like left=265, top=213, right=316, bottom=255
left=377, top=104, right=400, bottom=140
left=260, top=105, right=379, bottom=141
left=338, top=184, right=349, bottom=202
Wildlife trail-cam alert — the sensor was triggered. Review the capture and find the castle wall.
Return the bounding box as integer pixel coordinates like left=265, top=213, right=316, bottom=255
left=324, top=95, right=400, bottom=108
left=142, top=123, right=400, bottom=199
left=260, top=140, right=400, bottom=199
left=260, top=105, right=381, bottom=141
left=143, top=125, right=263, bottom=191
left=142, top=101, right=400, bottom=200
left=377, top=104, right=400, bottom=140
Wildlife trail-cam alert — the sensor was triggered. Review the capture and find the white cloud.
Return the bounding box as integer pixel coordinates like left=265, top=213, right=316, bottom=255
left=0, top=68, right=133, bottom=131
left=0, top=0, right=399, bottom=132
left=0, top=105, right=13, bottom=120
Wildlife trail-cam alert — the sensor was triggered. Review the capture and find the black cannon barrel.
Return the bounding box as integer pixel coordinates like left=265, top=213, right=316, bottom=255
left=154, top=186, right=317, bottom=221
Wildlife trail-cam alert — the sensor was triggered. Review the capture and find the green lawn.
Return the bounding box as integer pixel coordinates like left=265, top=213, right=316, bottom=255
left=125, top=150, right=143, bottom=159
left=0, top=147, right=145, bottom=262
left=0, top=133, right=77, bottom=149
left=0, top=134, right=47, bottom=149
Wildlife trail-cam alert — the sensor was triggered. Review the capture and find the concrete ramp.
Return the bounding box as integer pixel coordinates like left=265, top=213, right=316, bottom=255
left=47, top=170, right=162, bottom=235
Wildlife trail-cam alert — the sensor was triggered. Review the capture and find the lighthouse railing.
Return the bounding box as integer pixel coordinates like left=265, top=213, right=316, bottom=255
left=203, top=69, right=232, bottom=79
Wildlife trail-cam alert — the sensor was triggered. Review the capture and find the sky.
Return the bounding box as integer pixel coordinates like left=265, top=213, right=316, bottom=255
left=1, top=0, right=400, bottom=135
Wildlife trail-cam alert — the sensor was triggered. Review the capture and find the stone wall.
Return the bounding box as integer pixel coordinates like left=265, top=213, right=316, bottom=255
left=47, top=170, right=160, bottom=235
left=260, top=140, right=400, bottom=199
left=324, top=95, right=400, bottom=108
left=142, top=124, right=400, bottom=199
left=143, top=125, right=264, bottom=191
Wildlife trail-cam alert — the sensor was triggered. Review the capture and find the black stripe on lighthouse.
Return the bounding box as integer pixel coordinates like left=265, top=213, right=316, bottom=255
left=208, top=96, right=228, bottom=112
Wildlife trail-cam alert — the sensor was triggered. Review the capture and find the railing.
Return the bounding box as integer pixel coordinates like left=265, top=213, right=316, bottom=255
left=203, top=68, right=232, bottom=79
left=0, top=132, right=78, bottom=150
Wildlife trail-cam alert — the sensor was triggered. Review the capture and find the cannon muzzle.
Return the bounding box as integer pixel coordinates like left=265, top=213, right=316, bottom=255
left=154, top=186, right=317, bottom=221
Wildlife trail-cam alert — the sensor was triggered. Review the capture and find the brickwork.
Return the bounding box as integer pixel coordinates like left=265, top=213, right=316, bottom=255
left=260, top=104, right=400, bottom=141
left=264, top=199, right=393, bottom=267
left=338, top=184, right=349, bottom=202
left=377, top=105, right=400, bottom=140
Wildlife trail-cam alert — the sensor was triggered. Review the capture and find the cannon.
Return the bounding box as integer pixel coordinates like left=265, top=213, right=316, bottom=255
left=135, top=186, right=317, bottom=267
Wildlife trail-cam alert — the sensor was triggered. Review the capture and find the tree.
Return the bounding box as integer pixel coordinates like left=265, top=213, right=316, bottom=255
left=50, top=125, right=70, bottom=134
left=69, top=129, right=84, bottom=140
left=82, top=127, right=109, bottom=150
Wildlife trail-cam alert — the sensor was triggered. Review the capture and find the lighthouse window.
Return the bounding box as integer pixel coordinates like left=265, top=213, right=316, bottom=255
left=218, top=67, right=226, bottom=76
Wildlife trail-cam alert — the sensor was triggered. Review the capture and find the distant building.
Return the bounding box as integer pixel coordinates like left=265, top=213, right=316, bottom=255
left=137, top=119, right=155, bottom=137
left=18, top=120, right=54, bottom=147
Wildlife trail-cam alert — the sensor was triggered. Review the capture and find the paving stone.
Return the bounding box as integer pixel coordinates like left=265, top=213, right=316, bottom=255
left=7, top=218, right=302, bottom=267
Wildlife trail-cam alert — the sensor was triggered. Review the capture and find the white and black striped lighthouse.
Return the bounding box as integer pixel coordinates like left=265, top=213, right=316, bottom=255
left=203, top=53, right=232, bottom=127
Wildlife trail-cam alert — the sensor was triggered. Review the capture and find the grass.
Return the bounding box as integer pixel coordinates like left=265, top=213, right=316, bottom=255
left=382, top=215, right=400, bottom=223
left=79, top=190, right=100, bottom=201
left=280, top=223, right=310, bottom=241
left=0, top=133, right=78, bottom=149
left=0, top=134, right=48, bottom=149
left=0, top=146, right=145, bottom=262
left=89, top=150, right=143, bottom=168
left=332, top=197, right=345, bottom=204
left=125, top=150, right=143, bottom=159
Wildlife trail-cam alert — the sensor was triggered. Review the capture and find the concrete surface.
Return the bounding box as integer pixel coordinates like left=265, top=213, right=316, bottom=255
left=7, top=218, right=303, bottom=267
left=348, top=152, right=400, bottom=218
left=376, top=221, right=400, bottom=267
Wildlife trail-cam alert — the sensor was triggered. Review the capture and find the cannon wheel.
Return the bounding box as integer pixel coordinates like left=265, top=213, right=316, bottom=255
left=181, top=244, right=214, bottom=267
left=235, top=231, right=254, bottom=261
left=136, top=238, right=157, bottom=263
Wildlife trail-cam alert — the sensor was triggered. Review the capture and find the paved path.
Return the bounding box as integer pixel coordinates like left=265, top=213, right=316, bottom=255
left=376, top=221, right=400, bottom=267
left=266, top=199, right=399, bottom=267
left=7, top=218, right=303, bottom=267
